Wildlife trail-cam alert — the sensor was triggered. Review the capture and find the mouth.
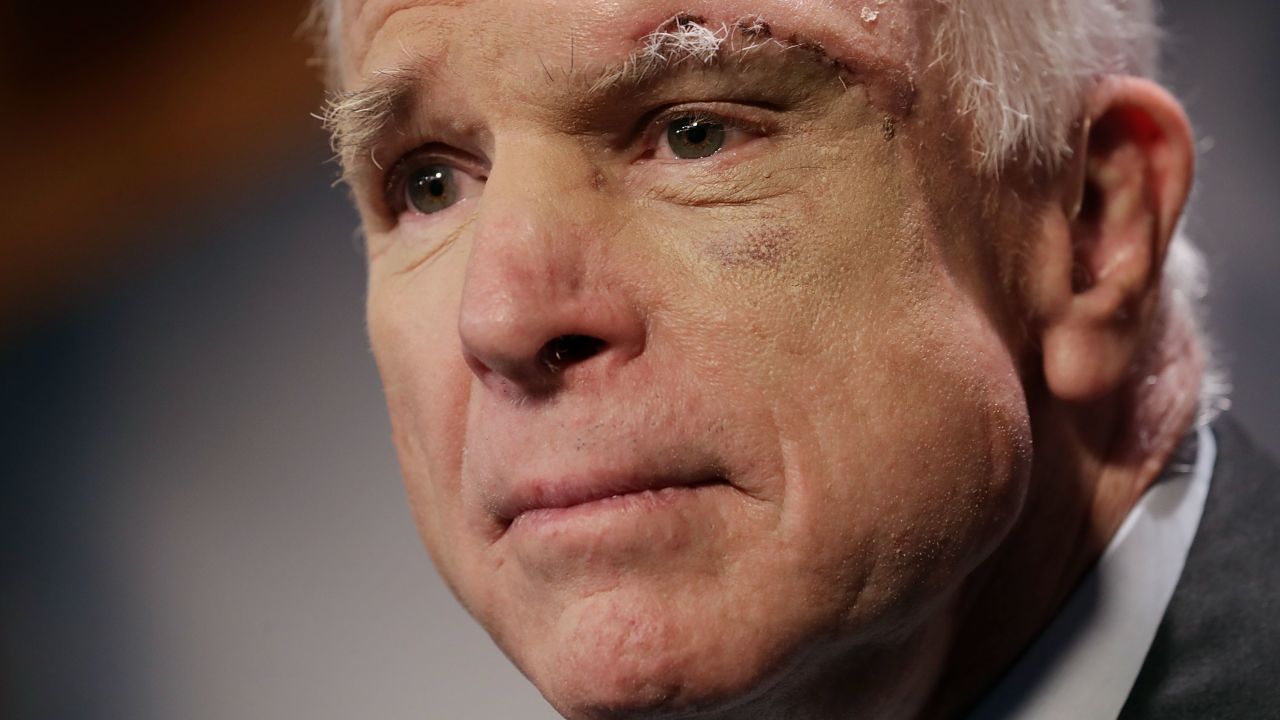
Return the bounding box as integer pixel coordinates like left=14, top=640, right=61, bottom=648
left=496, top=471, right=731, bottom=532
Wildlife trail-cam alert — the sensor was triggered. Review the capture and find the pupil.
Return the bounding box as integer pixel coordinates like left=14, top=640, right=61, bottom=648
left=669, top=117, right=726, bottom=159
left=407, top=165, right=457, bottom=215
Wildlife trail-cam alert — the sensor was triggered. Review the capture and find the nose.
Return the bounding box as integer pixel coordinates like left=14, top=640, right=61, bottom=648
left=457, top=143, right=645, bottom=399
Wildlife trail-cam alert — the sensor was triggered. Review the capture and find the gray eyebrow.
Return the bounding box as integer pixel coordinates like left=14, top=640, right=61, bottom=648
left=319, top=65, right=418, bottom=173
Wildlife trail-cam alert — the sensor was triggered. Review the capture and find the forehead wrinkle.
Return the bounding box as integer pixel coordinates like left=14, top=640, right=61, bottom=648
left=346, top=0, right=471, bottom=75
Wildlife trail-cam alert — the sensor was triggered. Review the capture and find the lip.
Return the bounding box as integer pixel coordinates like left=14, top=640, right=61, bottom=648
left=495, top=470, right=728, bottom=529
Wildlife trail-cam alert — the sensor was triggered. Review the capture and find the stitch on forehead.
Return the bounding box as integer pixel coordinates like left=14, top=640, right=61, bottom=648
left=589, top=15, right=794, bottom=94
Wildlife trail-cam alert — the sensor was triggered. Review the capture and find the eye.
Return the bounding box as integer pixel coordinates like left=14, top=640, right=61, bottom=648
left=406, top=164, right=460, bottom=215
left=665, top=116, right=728, bottom=159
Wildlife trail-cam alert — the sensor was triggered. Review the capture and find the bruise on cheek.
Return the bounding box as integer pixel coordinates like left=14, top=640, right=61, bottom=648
left=704, top=218, right=798, bottom=269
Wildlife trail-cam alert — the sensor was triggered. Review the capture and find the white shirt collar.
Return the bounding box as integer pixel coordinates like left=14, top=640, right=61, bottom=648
left=967, top=423, right=1217, bottom=720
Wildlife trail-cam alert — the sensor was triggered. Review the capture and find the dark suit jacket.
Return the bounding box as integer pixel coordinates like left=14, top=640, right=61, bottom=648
left=1118, top=415, right=1280, bottom=718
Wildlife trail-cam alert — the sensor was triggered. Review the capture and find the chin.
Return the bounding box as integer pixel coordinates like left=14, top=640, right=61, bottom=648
left=505, top=583, right=807, bottom=720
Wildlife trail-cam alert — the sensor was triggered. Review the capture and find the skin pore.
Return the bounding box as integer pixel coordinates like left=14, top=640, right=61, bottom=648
left=333, top=1, right=1200, bottom=718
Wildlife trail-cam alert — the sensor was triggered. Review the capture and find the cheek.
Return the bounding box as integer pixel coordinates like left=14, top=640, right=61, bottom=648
left=675, top=198, right=1033, bottom=632
left=860, top=328, right=1030, bottom=621
left=365, top=259, right=476, bottom=583
left=788, top=262, right=1033, bottom=632
left=703, top=215, right=799, bottom=269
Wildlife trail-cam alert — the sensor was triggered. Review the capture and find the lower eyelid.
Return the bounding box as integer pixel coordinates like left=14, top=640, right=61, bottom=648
left=397, top=192, right=480, bottom=223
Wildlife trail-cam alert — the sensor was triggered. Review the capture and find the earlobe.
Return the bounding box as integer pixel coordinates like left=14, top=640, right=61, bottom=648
left=1033, top=77, right=1195, bottom=403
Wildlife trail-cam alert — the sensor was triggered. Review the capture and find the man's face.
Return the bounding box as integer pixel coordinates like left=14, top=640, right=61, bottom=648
left=345, top=0, right=1034, bottom=715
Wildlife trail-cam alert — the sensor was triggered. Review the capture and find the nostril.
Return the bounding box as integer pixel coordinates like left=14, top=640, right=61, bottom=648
left=539, top=334, right=606, bottom=373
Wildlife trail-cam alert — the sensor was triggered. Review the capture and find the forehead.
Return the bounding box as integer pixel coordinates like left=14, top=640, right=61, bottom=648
left=340, top=0, right=924, bottom=84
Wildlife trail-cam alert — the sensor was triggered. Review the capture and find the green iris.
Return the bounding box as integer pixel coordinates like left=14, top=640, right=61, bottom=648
left=406, top=164, right=458, bottom=214
left=667, top=117, right=727, bottom=159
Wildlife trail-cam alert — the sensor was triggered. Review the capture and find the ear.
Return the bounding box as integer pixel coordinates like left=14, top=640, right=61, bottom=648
left=1025, top=77, right=1194, bottom=403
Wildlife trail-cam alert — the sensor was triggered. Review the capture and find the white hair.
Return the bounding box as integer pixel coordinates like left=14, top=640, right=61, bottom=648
left=305, top=0, right=346, bottom=91
left=929, top=0, right=1224, bottom=420
left=932, top=0, right=1159, bottom=171
left=311, top=0, right=1226, bottom=420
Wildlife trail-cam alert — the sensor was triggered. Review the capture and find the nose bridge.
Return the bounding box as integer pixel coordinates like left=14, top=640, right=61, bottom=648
left=462, top=132, right=589, bottom=327
left=477, top=130, right=588, bottom=260
left=457, top=132, right=643, bottom=396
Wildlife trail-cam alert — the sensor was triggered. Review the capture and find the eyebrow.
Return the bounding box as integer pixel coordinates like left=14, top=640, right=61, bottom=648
left=321, top=14, right=912, bottom=177
left=320, top=64, right=421, bottom=172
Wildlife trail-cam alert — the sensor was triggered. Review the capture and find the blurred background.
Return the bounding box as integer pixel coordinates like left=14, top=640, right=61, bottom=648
left=1, top=2, right=1275, bottom=718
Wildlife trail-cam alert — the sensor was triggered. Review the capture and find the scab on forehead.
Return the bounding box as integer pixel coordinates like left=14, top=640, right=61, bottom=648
left=631, top=12, right=916, bottom=118
left=883, top=116, right=897, bottom=141
left=765, top=21, right=916, bottom=119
